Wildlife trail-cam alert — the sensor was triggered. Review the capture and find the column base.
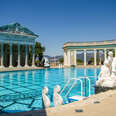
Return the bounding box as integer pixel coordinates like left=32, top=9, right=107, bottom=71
left=17, top=65, right=22, bottom=68
left=32, top=65, right=36, bottom=67
left=0, top=65, right=4, bottom=68
left=24, top=65, right=29, bottom=68
left=9, top=65, right=13, bottom=68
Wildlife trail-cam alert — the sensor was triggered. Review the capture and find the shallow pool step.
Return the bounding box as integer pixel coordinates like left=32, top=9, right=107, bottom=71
left=68, top=95, right=86, bottom=101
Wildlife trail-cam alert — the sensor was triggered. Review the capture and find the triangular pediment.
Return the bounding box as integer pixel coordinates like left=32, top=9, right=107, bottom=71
left=0, top=22, right=38, bottom=37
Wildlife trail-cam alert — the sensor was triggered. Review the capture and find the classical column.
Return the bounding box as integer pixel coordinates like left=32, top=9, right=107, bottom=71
left=17, top=44, right=21, bottom=67
left=104, top=48, right=107, bottom=60
left=84, top=49, right=87, bottom=66
left=64, top=50, right=67, bottom=66
left=94, top=49, right=97, bottom=66
left=32, top=44, right=35, bottom=67
left=67, top=50, right=71, bottom=66
left=1, top=42, right=4, bottom=68
left=74, top=50, right=77, bottom=66
left=25, top=44, right=28, bottom=67
left=9, top=43, right=13, bottom=67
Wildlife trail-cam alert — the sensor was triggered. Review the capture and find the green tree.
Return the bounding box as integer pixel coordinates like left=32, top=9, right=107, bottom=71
left=59, top=57, right=64, bottom=64
left=88, top=57, right=94, bottom=65
left=77, top=59, right=83, bottom=65
left=35, top=42, right=45, bottom=66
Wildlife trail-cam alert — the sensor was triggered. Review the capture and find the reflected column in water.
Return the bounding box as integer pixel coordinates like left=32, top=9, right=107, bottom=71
left=32, top=71, right=35, bottom=83
left=94, top=68, right=97, bottom=81
left=0, top=73, right=4, bottom=84
left=9, top=73, right=13, bottom=86
left=44, top=69, right=49, bottom=86
left=25, top=71, right=28, bottom=83
left=84, top=68, right=87, bottom=76
left=17, top=72, right=21, bottom=85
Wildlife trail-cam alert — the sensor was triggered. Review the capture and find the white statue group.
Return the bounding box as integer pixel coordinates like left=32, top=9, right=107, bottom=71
left=96, top=51, right=116, bottom=88
left=42, top=85, right=63, bottom=108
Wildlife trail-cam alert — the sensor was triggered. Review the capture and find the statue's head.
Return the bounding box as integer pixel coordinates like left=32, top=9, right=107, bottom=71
left=108, top=51, right=113, bottom=57
left=54, top=85, right=61, bottom=93
left=42, top=86, right=48, bottom=94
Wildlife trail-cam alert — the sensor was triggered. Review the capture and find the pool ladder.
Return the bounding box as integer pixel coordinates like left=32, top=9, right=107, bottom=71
left=60, top=77, right=91, bottom=100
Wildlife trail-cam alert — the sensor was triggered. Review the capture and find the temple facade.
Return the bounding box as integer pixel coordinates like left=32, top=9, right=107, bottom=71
left=63, top=40, right=116, bottom=67
left=0, top=22, right=38, bottom=68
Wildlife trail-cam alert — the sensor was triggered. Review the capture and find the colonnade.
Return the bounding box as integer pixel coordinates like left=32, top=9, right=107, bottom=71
left=0, top=42, right=35, bottom=68
left=64, top=48, right=116, bottom=67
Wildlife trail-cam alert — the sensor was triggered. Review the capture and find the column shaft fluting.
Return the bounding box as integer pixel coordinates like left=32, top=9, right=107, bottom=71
left=64, top=51, right=67, bottom=66
left=25, top=44, right=28, bottom=67
left=67, top=50, right=71, bottom=66
left=9, top=43, right=13, bottom=67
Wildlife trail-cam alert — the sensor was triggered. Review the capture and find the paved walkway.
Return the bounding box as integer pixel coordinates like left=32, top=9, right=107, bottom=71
left=0, top=66, right=44, bottom=72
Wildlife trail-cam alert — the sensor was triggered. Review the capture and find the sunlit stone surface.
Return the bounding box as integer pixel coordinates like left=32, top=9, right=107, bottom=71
left=53, top=85, right=63, bottom=107
left=96, top=51, right=116, bottom=88
left=42, top=87, right=50, bottom=108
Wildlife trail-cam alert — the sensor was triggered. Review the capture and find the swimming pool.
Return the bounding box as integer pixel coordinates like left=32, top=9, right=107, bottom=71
left=0, top=68, right=100, bottom=113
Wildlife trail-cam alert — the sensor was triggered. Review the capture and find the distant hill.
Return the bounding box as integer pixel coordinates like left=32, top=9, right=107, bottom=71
left=77, top=52, right=104, bottom=62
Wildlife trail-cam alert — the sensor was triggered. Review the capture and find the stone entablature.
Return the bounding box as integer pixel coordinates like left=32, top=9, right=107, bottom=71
left=64, top=40, right=116, bottom=50
left=0, top=32, right=35, bottom=45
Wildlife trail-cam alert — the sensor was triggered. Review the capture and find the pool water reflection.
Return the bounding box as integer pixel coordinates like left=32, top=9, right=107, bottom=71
left=0, top=68, right=100, bottom=113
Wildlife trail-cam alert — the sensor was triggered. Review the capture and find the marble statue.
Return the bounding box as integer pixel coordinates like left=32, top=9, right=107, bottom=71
left=108, top=51, right=113, bottom=74
left=53, top=85, right=63, bottom=107
left=96, top=51, right=116, bottom=88
left=111, top=57, right=116, bottom=81
left=42, top=86, right=50, bottom=108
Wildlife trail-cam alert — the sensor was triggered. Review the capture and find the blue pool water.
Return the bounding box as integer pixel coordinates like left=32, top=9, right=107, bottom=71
left=0, top=68, right=100, bottom=113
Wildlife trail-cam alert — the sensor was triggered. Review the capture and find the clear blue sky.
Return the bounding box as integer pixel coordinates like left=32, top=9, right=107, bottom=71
left=0, top=0, right=116, bottom=56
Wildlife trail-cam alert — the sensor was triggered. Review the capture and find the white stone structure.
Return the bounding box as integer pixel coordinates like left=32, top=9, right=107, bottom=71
left=53, top=85, right=63, bottom=107
left=0, top=23, right=38, bottom=68
left=42, top=86, right=50, bottom=108
left=63, top=41, right=116, bottom=67
left=96, top=51, right=116, bottom=88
